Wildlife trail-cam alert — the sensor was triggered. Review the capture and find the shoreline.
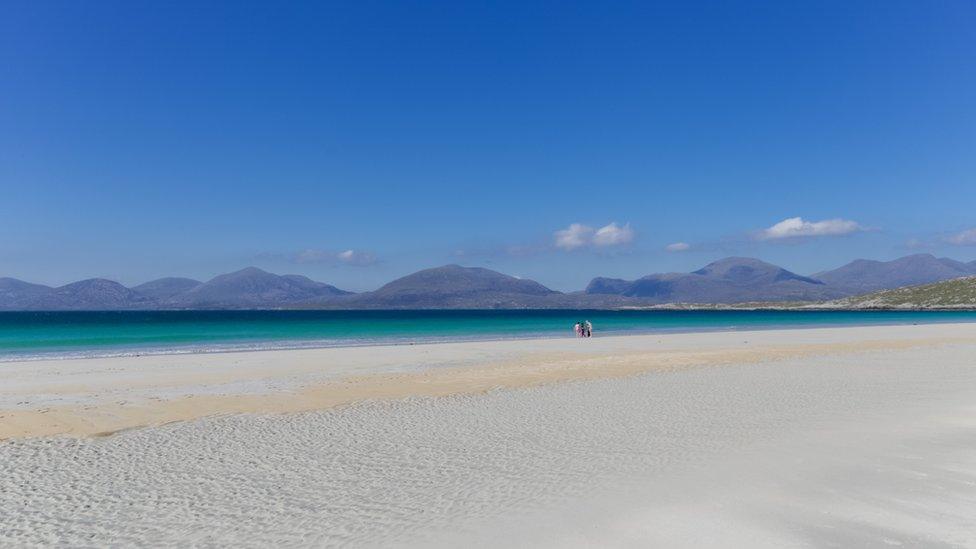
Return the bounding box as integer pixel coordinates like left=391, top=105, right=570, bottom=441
left=4, top=311, right=976, bottom=363
left=3, top=322, right=976, bottom=440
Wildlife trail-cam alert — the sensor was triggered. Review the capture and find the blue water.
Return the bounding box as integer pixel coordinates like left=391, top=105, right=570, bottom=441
left=2, top=310, right=975, bottom=361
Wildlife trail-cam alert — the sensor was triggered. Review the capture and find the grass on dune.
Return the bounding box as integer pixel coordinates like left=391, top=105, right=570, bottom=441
left=840, top=276, right=976, bottom=308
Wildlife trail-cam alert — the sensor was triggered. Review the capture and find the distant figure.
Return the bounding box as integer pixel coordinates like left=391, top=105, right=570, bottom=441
left=574, top=322, right=582, bottom=338
left=584, top=320, right=592, bottom=337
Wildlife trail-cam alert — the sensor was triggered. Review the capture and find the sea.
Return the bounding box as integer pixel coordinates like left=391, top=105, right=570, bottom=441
left=2, top=309, right=976, bottom=361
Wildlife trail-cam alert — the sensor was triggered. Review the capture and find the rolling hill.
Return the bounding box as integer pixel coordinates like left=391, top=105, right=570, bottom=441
left=16, top=279, right=156, bottom=310
left=0, top=278, right=55, bottom=310
left=3, top=254, right=976, bottom=310
left=831, top=276, right=976, bottom=309
left=0, top=269, right=352, bottom=310
left=812, top=254, right=976, bottom=294
left=586, top=257, right=844, bottom=304
left=339, top=264, right=561, bottom=309
left=131, top=277, right=202, bottom=300
left=165, top=267, right=352, bottom=308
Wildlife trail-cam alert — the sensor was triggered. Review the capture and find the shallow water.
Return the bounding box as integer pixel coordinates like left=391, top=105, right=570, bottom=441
left=3, top=309, right=976, bottom=360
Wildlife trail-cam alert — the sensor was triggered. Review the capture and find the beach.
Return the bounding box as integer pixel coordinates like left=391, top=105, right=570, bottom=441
left=3, top=323, right=976, bottom=546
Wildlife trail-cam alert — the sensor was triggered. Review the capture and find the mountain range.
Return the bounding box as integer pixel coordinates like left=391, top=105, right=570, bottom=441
left=812, top=254, right=976, bottom=294
left=2, top=254, right=975, bottom=310
left=585, top=257, right=845, bottom=303
left=327, top=264, right=560, bottom=309
left=830, top=276, right=976, bottom=309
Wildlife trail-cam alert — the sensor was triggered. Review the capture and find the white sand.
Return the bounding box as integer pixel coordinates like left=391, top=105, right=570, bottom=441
left=2, top=324, right=976, bottom=546
left=3, top=323, right=976, bottom=439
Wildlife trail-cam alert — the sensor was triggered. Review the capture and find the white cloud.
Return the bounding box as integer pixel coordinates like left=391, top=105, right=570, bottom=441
left=947, top=228, right=976, bottom=246
left=337, top=249, right=377, bottom=266
left=554, top=223, right=595, bottom=250
left=292, top=248, right=377, bottom=266
left=756, top=217, right=863, bottom=240
left=592, top=222, right=635, bottom=246
left=554, top=222, right=635, bottom=250
left=665, top=242, right=690, bottom=252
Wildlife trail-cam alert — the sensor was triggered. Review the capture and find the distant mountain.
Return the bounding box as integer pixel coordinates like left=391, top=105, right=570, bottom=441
left=832, top=276, right=976, bottom=309
left=585, top=257, right=843, bottom=304
left=4, top=255, right=976, bottom=310
left=280, top=274, right=351, bottom=295
left=166, top=267, right=352, bottom=308
left=1, top=269, right=352, bottom=310
left=33, top=279, right=155, bottom=310
left=812, top=254, right=976, bottom=294
left=2, top=277, right=154, bottom=310
left=585, top=277, right=632, bottom=295
left=132, top=277, right=202, bottom=300
left=342, top=264, right=560, bottom=308
left=0, top=278, right=54, bottom=310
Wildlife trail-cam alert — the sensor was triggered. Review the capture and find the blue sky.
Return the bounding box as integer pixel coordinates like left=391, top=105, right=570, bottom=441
left=2, top=1, right=975, bottom=291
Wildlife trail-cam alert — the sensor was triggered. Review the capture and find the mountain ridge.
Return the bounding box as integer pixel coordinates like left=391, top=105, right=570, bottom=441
left=165, top=267, right=353, bottom=308
left=131, top=277, right=202, bottom=300
left=334, top=264, right=561, bottom=309
left=3, top=254, right=976, bottom=310
left=812, top=253, right=976, bottom=294
left=0, top=269, right=353, bottom=311
left=829, top=276, right=976, bottom=309
left=585, top=257, right=841, bottom=304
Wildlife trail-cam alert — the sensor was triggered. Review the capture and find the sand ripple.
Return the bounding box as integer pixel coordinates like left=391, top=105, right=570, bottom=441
left=3, top=346, right=976, bottom=547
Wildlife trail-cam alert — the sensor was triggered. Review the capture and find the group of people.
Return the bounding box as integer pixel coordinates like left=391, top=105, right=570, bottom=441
left=574, top=320, right=593, bottom=338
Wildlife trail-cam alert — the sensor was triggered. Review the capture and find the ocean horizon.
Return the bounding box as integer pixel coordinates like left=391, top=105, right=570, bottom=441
left=4, top=309, right=976, bottom=361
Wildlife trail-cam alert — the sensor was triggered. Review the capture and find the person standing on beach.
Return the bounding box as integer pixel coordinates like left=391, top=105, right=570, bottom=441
left=584, top=320, right=592, bottom=337
left=574, top=322, right=582, bottom=337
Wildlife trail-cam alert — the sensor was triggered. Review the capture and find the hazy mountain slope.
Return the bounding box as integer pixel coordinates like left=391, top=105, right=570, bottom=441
left=280, top=275, right=354, bottom=296
left=131, top=277, right=202, bottom=300
left=23, top=279, right=156, bottom=310
left=0, top=278, right=54, bottom=310
left=168, top=267, right=351, bottom=308
left=4, top=255, right=976, bottom=310
left=585, top=277, right=632, bottom=295
left=813, top=254, right=975, bottom=294
left=343, top=265, right=559, bottom=308
left=585, top=257, right=841, bottom=304
left=833, top=276, right=976, bottom=309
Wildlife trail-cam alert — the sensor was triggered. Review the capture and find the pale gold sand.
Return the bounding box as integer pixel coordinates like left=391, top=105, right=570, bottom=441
left=3, top=323, right=976, bottom=440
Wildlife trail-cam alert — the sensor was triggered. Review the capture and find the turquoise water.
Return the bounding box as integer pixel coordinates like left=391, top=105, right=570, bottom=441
left=2, top=310, right=976, bottom=360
